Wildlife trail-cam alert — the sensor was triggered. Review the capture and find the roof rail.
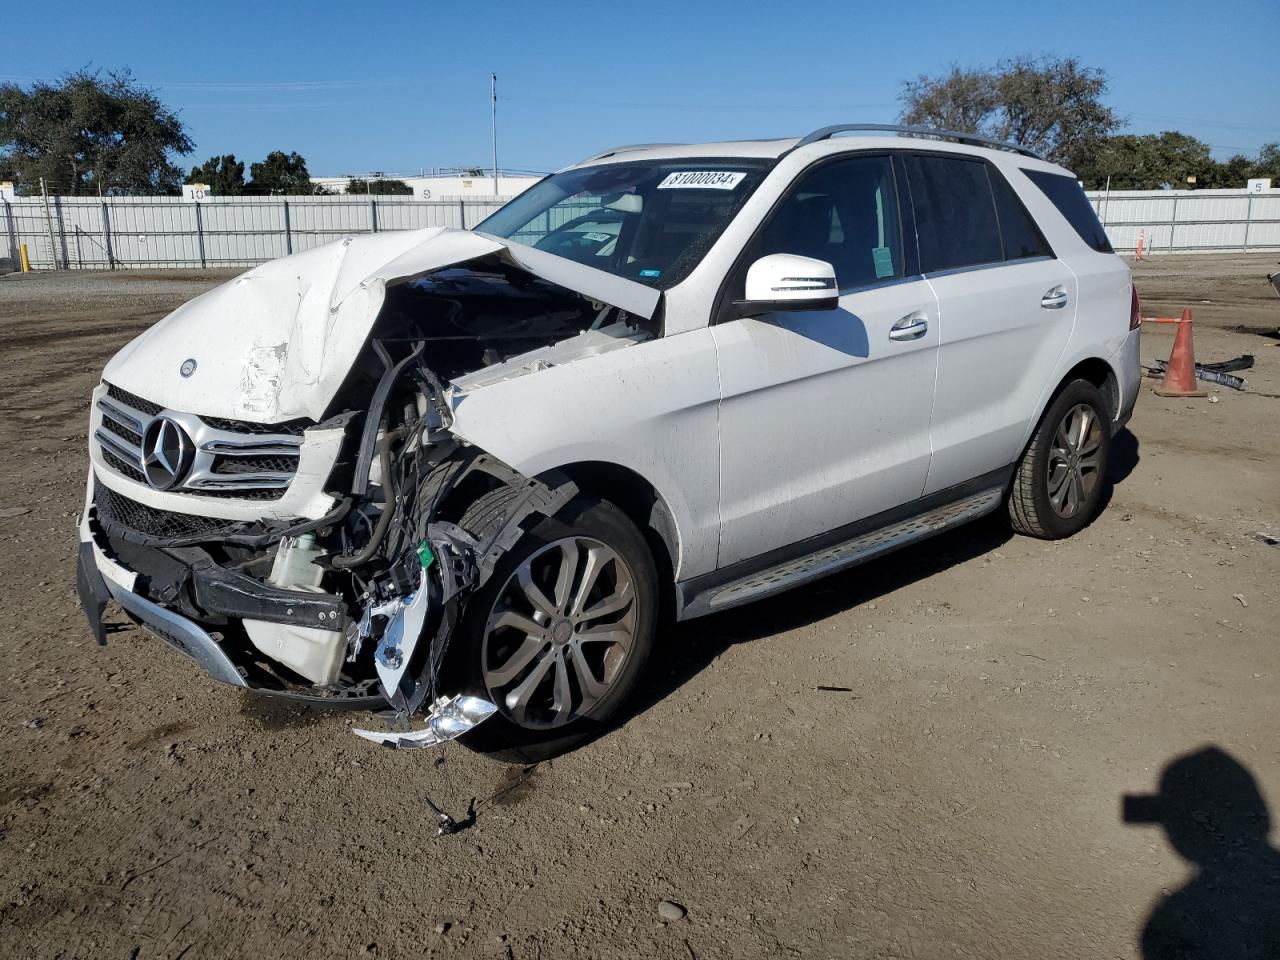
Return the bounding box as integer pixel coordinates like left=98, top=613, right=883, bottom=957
left=786, top=124, right=1041, bottom=160
left=577, top=143, right=687, bottom=165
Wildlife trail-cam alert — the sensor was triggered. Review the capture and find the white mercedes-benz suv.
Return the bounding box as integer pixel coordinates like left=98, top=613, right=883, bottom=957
left=76, top=125, right=1140, bottom=759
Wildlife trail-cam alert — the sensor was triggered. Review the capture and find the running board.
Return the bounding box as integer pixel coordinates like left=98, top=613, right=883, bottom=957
left=685, top=487, right=1004, bottom=617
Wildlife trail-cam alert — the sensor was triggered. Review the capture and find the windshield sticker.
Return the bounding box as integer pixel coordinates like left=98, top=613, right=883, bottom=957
left=638, top=268, right=661, bottom=278
left=582, top=232, right=613, bottom=243
left=657, top=171, right=746, bottom=191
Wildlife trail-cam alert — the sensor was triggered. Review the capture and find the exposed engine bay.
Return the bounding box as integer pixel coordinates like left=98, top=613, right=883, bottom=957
left=77, top=243, right=657, bottom=748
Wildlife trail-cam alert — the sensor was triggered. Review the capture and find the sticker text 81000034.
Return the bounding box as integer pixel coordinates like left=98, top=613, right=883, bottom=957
left=656, top=171, right=746, bottom=190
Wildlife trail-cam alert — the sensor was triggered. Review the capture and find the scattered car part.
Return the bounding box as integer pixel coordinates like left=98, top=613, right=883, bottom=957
left=351, top=694, right=499, bottom=749
left=1198, top=354, right=1255, bottom=373
left=424, top=796, right=476, bottom=837
left=1147, top=359, right=1248, bottom=391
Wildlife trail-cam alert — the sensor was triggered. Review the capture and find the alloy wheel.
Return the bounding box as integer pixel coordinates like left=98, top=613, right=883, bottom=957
left=481, top=537, right=637, bottom=729
left=1047, top=402, right=1102, bottom=519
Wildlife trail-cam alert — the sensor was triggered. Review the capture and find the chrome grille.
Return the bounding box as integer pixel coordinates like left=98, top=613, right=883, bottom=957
left=101, top=447, right=145, bottom=483
left=95, top=382, right=311, bottom=501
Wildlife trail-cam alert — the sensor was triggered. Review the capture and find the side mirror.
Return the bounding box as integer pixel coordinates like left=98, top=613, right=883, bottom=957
left=733, top=253, right=838, bottom=319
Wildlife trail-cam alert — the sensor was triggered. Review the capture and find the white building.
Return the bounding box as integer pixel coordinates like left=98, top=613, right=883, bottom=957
left=313, top=171, right=542, bottom=200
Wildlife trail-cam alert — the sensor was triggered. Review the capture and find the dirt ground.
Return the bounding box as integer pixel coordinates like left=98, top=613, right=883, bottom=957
left=1, top=255, right=1278, bottom=960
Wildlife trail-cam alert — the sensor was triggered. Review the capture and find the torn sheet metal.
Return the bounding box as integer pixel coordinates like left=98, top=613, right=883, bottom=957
left=102, top=227, right=660, bottom=424
left=352, top=694, right=498, bottom=749
left=449, top=323, right=650, bottom=394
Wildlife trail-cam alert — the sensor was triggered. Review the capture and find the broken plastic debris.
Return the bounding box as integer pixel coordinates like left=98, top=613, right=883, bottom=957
left=352, top=694, right=498, bottom=750
left=425, top=796, right=476, bottom=837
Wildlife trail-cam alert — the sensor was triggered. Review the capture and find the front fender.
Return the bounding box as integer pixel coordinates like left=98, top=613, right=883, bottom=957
left=446, top=330, right=722, bottom=581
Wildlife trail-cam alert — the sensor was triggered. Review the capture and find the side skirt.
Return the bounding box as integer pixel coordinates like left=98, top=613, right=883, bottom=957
left=676, top=468, right=1011, bottom=620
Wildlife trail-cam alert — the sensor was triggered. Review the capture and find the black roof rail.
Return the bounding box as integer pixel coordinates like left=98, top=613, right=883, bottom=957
left=786, top=124, right=1042, bottom=160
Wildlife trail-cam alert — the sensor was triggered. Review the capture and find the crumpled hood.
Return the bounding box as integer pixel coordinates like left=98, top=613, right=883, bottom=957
left=102, top=227, right=660, bottom=423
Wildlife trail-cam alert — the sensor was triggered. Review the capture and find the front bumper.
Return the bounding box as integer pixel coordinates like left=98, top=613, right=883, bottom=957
left=77, top=539, right=249, bottom=688
left=76, top=480, right=385, bottom=708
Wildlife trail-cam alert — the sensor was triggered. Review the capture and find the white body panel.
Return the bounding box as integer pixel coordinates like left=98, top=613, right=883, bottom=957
left=987, top=158, right=1136, bottom=442
left=101, top=227, right=658, bottom=425
left=922, top=258, right=1077, bottom=493
left=712, top=279, right=940, bottom=566
left=447, top=330, right=723, bottom=580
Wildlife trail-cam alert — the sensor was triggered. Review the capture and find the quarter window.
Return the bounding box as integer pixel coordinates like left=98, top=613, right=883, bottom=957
left=1023, top=169, right=1113, bottom=253
left=750, top=155, right=904, bottom=290
left=903, top=154, right=1003, bottom=273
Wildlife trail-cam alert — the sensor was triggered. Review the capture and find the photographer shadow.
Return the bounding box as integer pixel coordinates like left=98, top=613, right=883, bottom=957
left=1125, top=746, right=1280, bottom=959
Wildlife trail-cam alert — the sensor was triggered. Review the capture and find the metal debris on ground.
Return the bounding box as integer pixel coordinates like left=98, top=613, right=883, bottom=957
left=1253, top=532, right=1279, bottom=547
left=1199, top=355, right=1255, bottom=373
left=424, top=796, right=476, bottom=837
left=1146, top=357, right=1249, bottom=391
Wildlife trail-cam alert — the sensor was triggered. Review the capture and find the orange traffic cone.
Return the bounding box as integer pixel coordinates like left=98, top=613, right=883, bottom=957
left=1152, top=309, right=1207, bottom=397
left=1135, top=228, right=1146, bottom=261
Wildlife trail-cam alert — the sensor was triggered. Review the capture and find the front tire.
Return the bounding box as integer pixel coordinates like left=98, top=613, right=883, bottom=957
left=451, top=492, right=658, bottom=762
left=1006, top=379, right=1111, bottom=539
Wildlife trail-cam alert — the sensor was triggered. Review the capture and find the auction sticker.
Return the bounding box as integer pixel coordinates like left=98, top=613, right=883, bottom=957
left=657, top=171, right=746, bottom=190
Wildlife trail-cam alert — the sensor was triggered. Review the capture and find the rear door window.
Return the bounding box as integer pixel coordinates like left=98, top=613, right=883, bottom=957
left=903, top=154, right=1003, bottom=273
left=988, top=169, right=1053, bottom=260
left=1023, top=169, right=1113, bottom=253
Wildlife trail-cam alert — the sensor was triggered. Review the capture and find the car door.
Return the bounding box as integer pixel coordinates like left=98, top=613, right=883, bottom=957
left=711, top=153, right=941, bottom=568
left=901, top=152, right=1078, bottom=495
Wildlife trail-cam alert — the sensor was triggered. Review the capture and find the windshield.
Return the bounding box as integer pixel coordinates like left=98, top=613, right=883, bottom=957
left=476, top=159, right=772, bottom=289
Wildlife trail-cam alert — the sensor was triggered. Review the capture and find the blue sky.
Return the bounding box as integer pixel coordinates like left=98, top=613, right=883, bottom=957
left=7, top=0, right=1278, bottom=177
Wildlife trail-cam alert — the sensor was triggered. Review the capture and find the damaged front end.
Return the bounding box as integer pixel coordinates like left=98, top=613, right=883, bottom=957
left=76, top=228, right=658, bottom=746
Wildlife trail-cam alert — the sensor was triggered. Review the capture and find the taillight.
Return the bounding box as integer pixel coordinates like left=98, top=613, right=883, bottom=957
left=1130, top=285, right=1142, bottom=330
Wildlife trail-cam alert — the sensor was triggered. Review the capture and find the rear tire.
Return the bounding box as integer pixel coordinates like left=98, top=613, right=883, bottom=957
left=449, top=491, right=658, bottom=763
left=1007, top=379, right=1111, bottom=539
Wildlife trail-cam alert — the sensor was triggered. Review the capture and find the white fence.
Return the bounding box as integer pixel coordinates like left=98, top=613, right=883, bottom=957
left=2, top=188, right=1278, bottom=271
left=1086, top=188, right=1280, bottom=254
left=0, top=195, right=514, bottom=270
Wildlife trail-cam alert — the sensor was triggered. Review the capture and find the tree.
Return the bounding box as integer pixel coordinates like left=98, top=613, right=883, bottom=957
left=247, top=150, right=321, bottom=195
left=901, top=56, right=1119, bottom=168
left=346, top=177, right=413, bottom=195
left=0, top=68, right=192, bottom=195
left=1253, top=143, right=1280, bottom=181
left=1202, top=153, right=1256, bottom=189
left=1073, top=132, right=1215, bottom=190
left=187, top=154, right=246, bottom=195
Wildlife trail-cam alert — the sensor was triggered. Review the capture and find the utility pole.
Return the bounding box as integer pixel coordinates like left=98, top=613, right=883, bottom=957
left=40, top=176, right=58, bottom=270
left=491, top=72, right=499, bottom=197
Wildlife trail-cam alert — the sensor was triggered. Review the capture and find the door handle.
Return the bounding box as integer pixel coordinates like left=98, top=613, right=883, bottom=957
left=889, top=311, right=929, bottom=341
left=1041, top=286, right=1069, bottom=310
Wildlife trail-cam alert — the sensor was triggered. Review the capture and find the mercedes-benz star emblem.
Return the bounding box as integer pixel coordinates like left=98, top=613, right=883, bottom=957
left=141, top=417, right=195, bottom=491
left=180, top=358, right=197, bottom=378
